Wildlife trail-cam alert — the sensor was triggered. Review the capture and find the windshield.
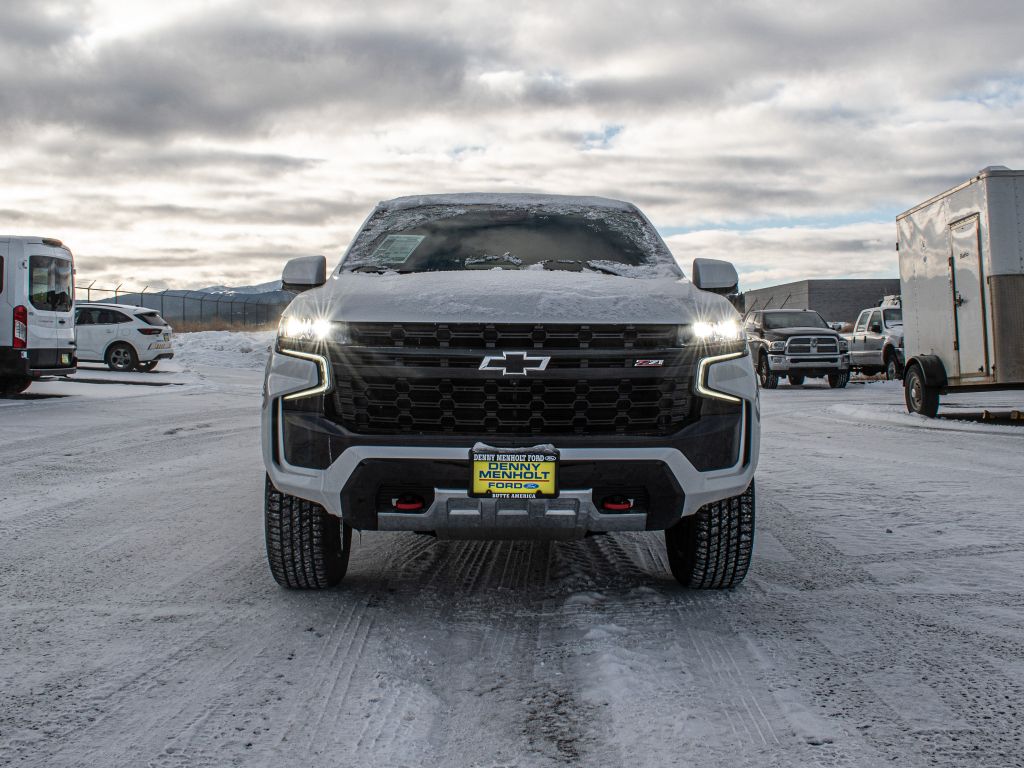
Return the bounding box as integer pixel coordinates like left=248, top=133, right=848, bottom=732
left=883, top=308, right=902, bottom=325
left=29, top=254, right=73, bottom=312
left=340, top=204, right=677, bottom=277
left=763, top=311, right=828, bottom=330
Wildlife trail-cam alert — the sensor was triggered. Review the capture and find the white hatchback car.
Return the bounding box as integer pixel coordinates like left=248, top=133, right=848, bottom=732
left=74, top=302, right=174, bottom=372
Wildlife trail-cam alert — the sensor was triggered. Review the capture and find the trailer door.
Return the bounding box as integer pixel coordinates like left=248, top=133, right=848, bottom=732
left=949, top=215, right=989, bottom=378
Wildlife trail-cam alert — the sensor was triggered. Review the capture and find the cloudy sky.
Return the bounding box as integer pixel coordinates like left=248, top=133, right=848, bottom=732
left=2, top=0, right=1023, bottom=291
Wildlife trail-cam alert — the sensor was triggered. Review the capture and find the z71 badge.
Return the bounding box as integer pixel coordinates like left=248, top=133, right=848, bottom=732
left=633, top=359, right=664, bottom=367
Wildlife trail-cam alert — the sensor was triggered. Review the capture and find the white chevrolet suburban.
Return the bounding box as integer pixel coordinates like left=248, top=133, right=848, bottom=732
left=262, top=195, right=760, bottom=590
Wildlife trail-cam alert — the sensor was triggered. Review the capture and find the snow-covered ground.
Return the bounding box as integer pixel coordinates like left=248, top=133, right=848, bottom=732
left=1, top=336, right=1023, bottom=767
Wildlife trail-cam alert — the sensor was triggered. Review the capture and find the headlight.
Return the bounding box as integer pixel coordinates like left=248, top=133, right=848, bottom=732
left=769, top=341, right=786, bottom=352
left=838, top=339, right=849, bottom=352
left=278, top=316, right=349, bottom=346
left=677, top=319, right=743, bottom=346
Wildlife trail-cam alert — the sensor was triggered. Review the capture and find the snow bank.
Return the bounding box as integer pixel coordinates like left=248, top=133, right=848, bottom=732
left=173, top=330, right=275, bottom=372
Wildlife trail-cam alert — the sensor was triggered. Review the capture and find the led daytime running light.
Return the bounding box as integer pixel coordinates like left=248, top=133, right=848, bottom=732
left=280, top=348, right=332, bottom=400
left=695, top=351, right=745, bottom=403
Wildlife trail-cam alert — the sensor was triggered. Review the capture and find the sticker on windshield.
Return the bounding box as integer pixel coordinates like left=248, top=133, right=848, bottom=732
left=370, top=234, right=425, bottom=265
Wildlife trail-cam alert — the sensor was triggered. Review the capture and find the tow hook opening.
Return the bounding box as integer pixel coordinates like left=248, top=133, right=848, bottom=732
left=393, top=494, right=426, bottom=512
left=600, top=495, right=634, bottom=512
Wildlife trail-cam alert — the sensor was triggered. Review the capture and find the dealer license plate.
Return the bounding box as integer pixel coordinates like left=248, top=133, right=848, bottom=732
left=469, top=445, right=559, bottom=499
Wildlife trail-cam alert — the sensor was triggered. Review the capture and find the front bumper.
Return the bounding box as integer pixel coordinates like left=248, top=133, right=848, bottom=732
left=261, top=348, right=760, bottom=538
left=0, top=347, right=76, bottom=378
left=767, top=353, right=850, bottom=373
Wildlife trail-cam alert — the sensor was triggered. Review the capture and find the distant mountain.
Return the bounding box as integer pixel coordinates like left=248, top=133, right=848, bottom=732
left=196, top=280, right=283, bottom=295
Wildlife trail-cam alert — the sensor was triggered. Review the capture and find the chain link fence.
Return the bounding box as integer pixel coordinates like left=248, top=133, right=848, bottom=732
left=75, top=282, right=295, bottom=328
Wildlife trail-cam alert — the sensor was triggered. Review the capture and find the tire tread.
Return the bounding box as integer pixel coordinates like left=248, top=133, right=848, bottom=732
left=264, top=475, right=350, bottom=589
left=664, top=482, right=755, bottom=589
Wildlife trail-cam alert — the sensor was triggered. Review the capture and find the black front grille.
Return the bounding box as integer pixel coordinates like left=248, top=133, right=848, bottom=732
left=324, top=324, right=694, bottom=437
left=331, top=373, right=690, bottom=436
left=347, top=323, right=677, bottom=350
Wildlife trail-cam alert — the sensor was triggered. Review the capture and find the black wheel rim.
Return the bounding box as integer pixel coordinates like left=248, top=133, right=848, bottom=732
left=110, top=348, right=132, bottom=370
left=909, top=373, right=923, bottom=410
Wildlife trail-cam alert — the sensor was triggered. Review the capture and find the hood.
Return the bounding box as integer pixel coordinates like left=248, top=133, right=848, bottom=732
left=285, top=270, right=736, bottom=325
left=765, top=326, right=840, bottom=340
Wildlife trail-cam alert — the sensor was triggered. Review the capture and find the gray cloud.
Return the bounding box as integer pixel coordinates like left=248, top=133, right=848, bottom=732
left=2, top=0, right=1024, bottom=288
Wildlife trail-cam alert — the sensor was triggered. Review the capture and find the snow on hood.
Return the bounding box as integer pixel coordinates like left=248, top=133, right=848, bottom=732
left=284, top=270, right=736, bottom=325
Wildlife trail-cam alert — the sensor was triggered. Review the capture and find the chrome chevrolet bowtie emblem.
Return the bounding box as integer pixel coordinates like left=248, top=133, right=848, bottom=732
left=479, top=351, right=551, bottom=376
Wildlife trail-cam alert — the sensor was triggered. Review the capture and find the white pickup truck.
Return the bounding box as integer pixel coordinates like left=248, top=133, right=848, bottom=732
left=843, top=304, right=905, bottom=380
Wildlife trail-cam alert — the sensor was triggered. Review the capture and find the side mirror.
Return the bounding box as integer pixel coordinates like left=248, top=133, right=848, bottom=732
left=869, top=322, right=882, bottom=333
left=692, top=258, right=739, bottom=295
left=282, top=255, right=327, bottom=292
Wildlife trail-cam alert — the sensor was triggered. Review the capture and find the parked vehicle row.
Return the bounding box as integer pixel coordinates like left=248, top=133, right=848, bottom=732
left=1, top=236, right=175, bottom=395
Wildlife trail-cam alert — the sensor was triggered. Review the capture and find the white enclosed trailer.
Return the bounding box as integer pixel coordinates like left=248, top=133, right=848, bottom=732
left=898, top=166, right=1024, bottom=416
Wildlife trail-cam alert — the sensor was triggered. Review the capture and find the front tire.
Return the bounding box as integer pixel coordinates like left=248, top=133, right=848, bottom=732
left=757, top=355, right=779, bottom=389
left=828, top=371, right=850, bottom=388
left=0, top=377, right=32, bottom=396
left=664, top=482, right=755, bottom=589
left=265, top=475, right=351, bottom=589
left=904, top=364, right=939, bottom=417
left=106, top=343, right=138, bottom=372
left=885, top=354, right=901, bottom=381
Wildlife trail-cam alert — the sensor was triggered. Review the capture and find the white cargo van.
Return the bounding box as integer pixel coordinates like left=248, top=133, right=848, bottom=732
left=898, top=167, right=1024, bottom=416
left=0, top=236, right=77, bottom=395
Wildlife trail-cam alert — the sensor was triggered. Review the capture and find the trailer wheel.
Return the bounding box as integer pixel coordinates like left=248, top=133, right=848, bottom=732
left=904, top=364, right=939, bottom=417
left=757, top=354, right=779, bottom=389
left=828, top=371, right=850, bottom=388
left=265, top=475, right=351, bottom=589
left=788, top=374, right=805, bottom=386
left=664, top=482, right=755, bottom=589
left=0, top=377, right=32, bottom=396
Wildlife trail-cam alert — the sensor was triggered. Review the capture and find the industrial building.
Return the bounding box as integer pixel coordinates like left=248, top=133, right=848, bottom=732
left=741, top=278, right=900, bottom=324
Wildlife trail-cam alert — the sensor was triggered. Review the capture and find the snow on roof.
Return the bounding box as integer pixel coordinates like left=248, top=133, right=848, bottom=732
left=76, top=301, right=155, bottom=310
left=377, top=193, right=637, bottom=213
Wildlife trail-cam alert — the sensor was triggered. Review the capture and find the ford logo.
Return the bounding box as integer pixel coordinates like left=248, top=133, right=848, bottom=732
left=523, top=483, right=540, bottom=489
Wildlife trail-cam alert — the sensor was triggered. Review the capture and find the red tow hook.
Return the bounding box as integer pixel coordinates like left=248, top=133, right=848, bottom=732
left=393, top=495, right=425, bottom=512
left=600, top=496, right=633, bottom=512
